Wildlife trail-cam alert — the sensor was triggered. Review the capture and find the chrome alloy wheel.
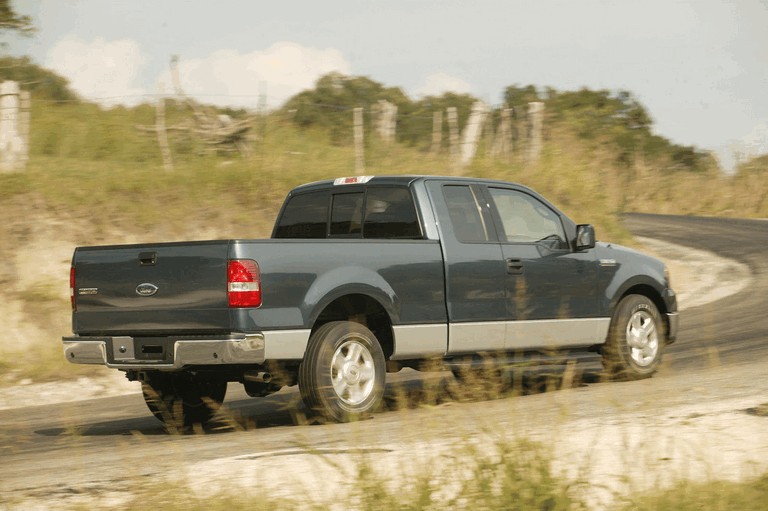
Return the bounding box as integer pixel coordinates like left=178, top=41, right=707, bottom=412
left=626, top=310, right=659, bottom=367
left=330, top=338, right=376, bottom=406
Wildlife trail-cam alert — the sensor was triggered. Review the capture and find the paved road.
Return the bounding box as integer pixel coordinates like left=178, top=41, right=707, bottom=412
left=623, top=213, right=768, bottom=368
left=1, top=214, right=766, bottom=506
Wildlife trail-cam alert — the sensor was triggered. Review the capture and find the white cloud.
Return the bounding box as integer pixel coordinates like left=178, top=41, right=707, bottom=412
left=412, top=72, right=473, bottom=98
left=159, top=42, right=352, bottom=109
left=45, top=36, right=147, bottom=107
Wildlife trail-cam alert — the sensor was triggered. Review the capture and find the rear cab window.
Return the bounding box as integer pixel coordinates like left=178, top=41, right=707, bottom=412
left=274, top=185, right=423, bottom=240
left=273, top=190, right=330, bottom=238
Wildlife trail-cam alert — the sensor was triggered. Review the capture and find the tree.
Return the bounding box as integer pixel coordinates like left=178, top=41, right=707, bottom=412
left=0, top=56, right=78, bottom=102
left=397, top=92, right=478, bottom=149
left=283, top=72, right=411, bottom=144
left=0, top=0, right=34, bottom=42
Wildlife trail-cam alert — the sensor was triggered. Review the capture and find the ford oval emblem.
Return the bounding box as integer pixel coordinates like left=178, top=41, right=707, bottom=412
left=136, top=283, right=159, bottom=296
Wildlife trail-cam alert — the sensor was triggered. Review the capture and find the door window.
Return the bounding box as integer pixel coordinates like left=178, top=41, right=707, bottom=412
left=488, top=188, right=566, bottom=249
left=442, top=185, right=491, bottom=243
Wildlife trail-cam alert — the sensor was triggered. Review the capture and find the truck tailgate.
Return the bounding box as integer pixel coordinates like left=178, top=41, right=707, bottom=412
left=71, top=241, right=231, bottom=335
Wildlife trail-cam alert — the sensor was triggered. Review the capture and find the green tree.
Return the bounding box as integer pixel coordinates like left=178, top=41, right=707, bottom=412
left=397, top=92, right=478, bottom=150
left=503, top=84, right=540, bottom=109
left=0, top=0, right=34, bottom=43
left=0, top=56, right=78, bottom=102
left=284, top=72, right=410, bottom=144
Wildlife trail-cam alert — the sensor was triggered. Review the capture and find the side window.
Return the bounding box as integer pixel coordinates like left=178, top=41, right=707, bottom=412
left=488, top=188, right=566, bottom=248
left=363, top=187, right=422, bottom=239
left=273, top=191, right=329, bottom=238
left=330, top=192, right=363, bottom=237
left=442, top=185, right=491, bottom=243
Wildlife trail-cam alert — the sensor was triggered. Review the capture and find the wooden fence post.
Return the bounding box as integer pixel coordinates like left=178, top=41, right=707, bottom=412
left=447, top=107, right=459, bottom=172
left=460, top=101, right=489, bottom=167
left=527, top=101, right=545, bottom=165
left=156, top=91, right=174, bottom=172
left=431, top=110, right=443, bottom=153
left=377, top=100, right=396, bottom=144
left=492, top=107, right=512, bottom=159
left=354, top=107, right=365, bottom=174
left=0, top=81, right=28, bottom=173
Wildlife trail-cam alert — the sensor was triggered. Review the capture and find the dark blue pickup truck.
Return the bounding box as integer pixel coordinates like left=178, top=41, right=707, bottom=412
left=64, top=175, right=678, bottom=427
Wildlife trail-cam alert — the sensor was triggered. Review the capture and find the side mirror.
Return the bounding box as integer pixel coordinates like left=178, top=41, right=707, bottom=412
left=576, top=224, right=596, bottom=250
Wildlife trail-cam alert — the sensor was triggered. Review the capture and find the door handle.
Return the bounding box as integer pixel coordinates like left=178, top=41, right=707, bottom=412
left=506, top=258, right=523, bottom=275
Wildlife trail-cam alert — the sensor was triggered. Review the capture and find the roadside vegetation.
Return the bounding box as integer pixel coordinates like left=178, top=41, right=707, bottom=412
left=1, top=57, right=766, bottom=384
left=9, top=432, right=768, bottom=510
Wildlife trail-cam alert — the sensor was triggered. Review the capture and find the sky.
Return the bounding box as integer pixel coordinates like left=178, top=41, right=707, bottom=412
left=6, top=0, right=768, bottom=171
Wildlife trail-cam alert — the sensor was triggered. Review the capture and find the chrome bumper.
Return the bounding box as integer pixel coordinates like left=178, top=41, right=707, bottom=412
left=63, top=334, right=266, bottom=370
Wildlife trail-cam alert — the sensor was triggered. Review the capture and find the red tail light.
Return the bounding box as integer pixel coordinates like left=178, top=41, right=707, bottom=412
left=227, top=259, right=262, bottom=308
left=70, top=266, right=76, bottom=311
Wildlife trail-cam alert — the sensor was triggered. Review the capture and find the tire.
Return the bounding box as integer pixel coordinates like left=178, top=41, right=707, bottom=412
left=141, top=372, right=227, bottom=430
left=602, top=294, right=665, bottom=380
left=298, top=321, right=386, bottom=422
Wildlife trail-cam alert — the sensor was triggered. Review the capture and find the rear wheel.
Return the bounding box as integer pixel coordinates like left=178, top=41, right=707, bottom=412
left=299, top=321, right=386, bottom=422
left=141, top=372, right=226, bottom=430
left=602, top=294, right=665, bottom=380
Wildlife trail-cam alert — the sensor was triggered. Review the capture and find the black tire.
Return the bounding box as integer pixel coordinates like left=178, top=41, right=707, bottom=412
left=141, top=372, right=227, bottom=430
left=298, top=321, right=386, bottom=422
left=602, top=294, right=665, bottom=380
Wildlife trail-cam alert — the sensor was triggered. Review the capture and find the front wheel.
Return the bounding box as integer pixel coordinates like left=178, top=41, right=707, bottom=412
left=141, top=372, right=227, bottom=430
left=298, top=321, right=386, bottom=422
left=602, top=294, right=665, bottom=380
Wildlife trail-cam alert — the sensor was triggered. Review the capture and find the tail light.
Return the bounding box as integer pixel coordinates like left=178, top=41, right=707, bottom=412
left=70, top=266, right=76, bottom=311
left=227, top=259, right=262, bottom=308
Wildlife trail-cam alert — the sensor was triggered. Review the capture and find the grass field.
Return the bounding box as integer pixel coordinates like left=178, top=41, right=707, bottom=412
left=1, top=105, right=766, bottom=510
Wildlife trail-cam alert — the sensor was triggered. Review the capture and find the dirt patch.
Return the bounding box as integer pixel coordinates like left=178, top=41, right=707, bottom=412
left=636, top=236, right=750, bottom=310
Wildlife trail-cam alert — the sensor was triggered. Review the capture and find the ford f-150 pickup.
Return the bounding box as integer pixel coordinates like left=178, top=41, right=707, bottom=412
left=64, top=175, right=678, bottom=428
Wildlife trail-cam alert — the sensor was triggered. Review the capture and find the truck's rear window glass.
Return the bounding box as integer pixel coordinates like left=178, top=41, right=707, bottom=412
left=363, top=187, right=422, bottom=239
left=275, top=187, right=421, bottom=239
left=274, top=191, right=329, bottom=238
left=442, top=185, right=491, bottom=243
left=330, top=193, right=363, bottom=236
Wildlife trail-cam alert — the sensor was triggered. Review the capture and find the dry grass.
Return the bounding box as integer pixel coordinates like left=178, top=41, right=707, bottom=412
left=0, top=112, right=765, bottom=385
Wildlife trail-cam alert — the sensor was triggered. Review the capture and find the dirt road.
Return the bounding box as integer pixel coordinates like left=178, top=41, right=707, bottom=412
left=1, top=214, right=766, bottom=510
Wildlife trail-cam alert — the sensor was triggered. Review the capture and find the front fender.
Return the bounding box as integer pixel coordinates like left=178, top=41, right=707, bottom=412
left=597, top=243, right=669, bottom=315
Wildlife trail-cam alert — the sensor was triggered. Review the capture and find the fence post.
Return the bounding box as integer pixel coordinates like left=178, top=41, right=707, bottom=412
left=460, top=101, right=489, bottom=167
left=492, top=107, right=512, bottom=159
left=527, top=101, right=545, bottom=165
left=431, top=110, right=443, bottom=154
left=377, top=100, right=396, bottom=144
left=0, top=81, right=28, bottom=173
left=447, top=107, right=459, bottom=172
left=156, top=91, right=174, bottom=172
left=354, top=107, right=364, bottom=174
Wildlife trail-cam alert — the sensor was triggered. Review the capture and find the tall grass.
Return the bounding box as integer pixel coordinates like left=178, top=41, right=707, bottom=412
left=0, top=103, right=765, bottom=385
left=14, top=431, right=767, bottom=511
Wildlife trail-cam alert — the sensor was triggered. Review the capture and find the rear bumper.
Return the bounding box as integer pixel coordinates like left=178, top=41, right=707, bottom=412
left=62, top=333, right=266, bottom=369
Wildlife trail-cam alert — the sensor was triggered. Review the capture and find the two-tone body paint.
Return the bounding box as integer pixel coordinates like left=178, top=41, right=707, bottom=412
left=64, top=175, right=677, bottom=370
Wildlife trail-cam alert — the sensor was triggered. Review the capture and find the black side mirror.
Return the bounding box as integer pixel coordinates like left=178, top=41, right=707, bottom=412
left=576, top=224, right=596, bottom=250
